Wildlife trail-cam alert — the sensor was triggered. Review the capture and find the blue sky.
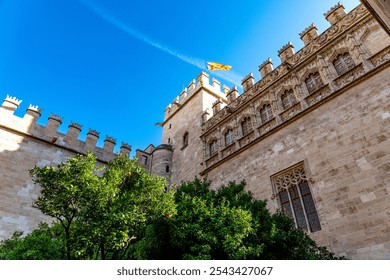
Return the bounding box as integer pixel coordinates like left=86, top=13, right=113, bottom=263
left=0, top=0, right=360, bottom=156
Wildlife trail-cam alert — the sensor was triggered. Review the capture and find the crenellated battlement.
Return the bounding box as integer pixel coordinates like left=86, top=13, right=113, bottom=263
left=202, top=2, right=375, bottom=133
left=0, top=95, right=131, bottom=162
left=163, top=71, right=228, bottom=122
left=324, top=2, right=346, bottom=25
left=235, top=2, right=369, bottom=94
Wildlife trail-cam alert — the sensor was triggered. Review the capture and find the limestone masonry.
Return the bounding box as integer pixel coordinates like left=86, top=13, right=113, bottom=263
left=137, top=3, right=390, bottom=259
left=0, top=96, right=131, bottom=240
left=1, top=2, right=390, bottom=259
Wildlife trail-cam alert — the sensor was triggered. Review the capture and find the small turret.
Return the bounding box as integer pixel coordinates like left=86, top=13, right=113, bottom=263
left=197, top=72, right=209, bottom=86
left=226, top=86, right=239, bottom=103
left=66, top=122, right=82, bottom=141
left=46, top=114, right=63, bottom=135
left=300, top=23, right=318, bottom=45
left=212, top=99, right=223, bottom=115
left=86, top=129, right=100, bottom=149
left=259, top=58, right=273, bottom=78
left=150, top=144, right=173, bottom=180
left=1, top=95, right=22, bottom=114
left=278, top=42, right=295, bottom=63
left=120, top=142, right=132, bottom=156
left=23, top=104, right=41, bottom=125
left=324, top=2, right=346, bottom=25
left=241, top=73, right=254, bottom=92
left=103, top=136, right=116, bottom=153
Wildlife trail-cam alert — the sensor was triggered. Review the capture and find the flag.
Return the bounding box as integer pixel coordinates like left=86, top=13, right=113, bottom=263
left=206, top=61, right=232, bottom=71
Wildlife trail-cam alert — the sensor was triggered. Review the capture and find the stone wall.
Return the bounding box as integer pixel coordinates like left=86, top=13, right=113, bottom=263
left=0, top=97, right=130, bottom=240
left=205, top=65, right=390, bottom=259
left=156, top=3, right=390, bottom=259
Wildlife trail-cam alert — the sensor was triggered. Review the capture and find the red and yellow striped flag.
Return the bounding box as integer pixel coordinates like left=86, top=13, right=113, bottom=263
left=206, top=61, right=232, bottom=71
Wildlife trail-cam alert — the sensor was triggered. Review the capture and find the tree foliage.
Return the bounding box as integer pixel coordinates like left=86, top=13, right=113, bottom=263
left=1, top=155, right=343, bottom=260
left=0, top=223, right=63, bottom=260
left=130, top=178, right=343, bottom=260
left=28, top=153, right=175, bottom=259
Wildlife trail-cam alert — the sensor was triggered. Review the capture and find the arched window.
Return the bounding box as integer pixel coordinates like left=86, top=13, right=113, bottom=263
left=209, top=140, right=218, bottom=156
left=333, top=52, right=355, bottom=75
left=305, top=72, right=324, bottom=94
left=272, top=164, right=321, bottom=233
left=260, top=104, right=273, bottom=123
left=182, top=132, right=189, bottom=148
left=241, top=117, right=251, bottom=136
left=225, top=129, right=234, bottom=146
left=281, top=89, right=296, bottom=110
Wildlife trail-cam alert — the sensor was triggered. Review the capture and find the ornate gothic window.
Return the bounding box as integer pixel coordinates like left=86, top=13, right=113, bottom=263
left=260, top=104, right=273, bottom=123
left=272, top=163, right=321, bottom=232
left=209, top=140, right=218, bottom=156
left=183, top=132, right=189, bottom=148
left=305, top=72, right=324, bottom=94
left=241, top=117, right=251, bottom=136
left=225, top=129, right=234, bottom=146
left=281, top=89, right=296, bottom=110
left=333, top=52, right=355, bottom=75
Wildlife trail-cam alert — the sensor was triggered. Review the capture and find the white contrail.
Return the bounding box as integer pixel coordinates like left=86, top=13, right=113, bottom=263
left=78, top=0, right=243, bottom=86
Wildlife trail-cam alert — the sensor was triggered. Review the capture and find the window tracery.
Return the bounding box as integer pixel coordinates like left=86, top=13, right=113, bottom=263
left=225, top=129, right=234, bottom=146
left=241, top=117, right=251, bottom=136
left=209, top=139, right=218, bottom=156
left=281, top=89, right=296, bottom=110
left=305, top=72, right=324, bottom=94
left=272, top=164, right=321, bottom=232
left=333, top=52, right=355, bottom=75
left=260, top=104, right=273, bottom=123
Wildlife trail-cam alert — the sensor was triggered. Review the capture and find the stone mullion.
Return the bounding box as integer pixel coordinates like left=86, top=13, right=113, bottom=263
left=216, top=127, right=222, bottom=160
left=317, top=54, right=337, bottom=91
left=347, top=33, right=374, bottom=71
left=292, top=74, right=309, bottom=109
left=234, top=115, right=240, bottom=150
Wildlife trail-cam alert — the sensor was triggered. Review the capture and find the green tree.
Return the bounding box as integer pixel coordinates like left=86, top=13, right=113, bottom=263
left=0, top=223, right=63, bottom=260
left=132, top=178, right=343, bottom=260
left=29, top=153, right=175, bottom=259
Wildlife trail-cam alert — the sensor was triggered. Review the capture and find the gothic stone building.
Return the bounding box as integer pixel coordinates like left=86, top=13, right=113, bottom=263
left=137, top=3, right=390, bottom=259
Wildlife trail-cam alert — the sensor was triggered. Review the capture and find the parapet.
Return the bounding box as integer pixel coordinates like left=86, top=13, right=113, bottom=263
left=324, top=2, right=346, bottom=25
left=202, top=2, right=370, bottom=132
left=242, top=73, right=254, bottom=92
left=299, top=23, right=318, bottom=45
left=278, top=42, right=295, bottom=63
left=249, top=2, right=365, bottom=87
left=2, top=95, right=22, bottom=113
left=226, top=86, right=239, bottom=103
left=0, top=95, right=131, bottom=162
left=163, top=72, right=228, bottom=122
left=120, top=142, right=132, bottom=155
left=212, top=98, right=223, bottom=115
left=259, top=58, right=273, bottom=78
left=24, top=104, right=42, bottom=125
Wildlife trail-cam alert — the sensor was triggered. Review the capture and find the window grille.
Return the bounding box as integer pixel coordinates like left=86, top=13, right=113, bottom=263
left=225, top=129, right=234, bottom=146
left=305, top=72, right=324, bottom=94
left=333, top=52, right=355, bottom=75
left=260, top=104, right=273, bottom=123
left=272, top=164, right=321, bottom=232
left=281, top=89, right=296, bottom=110
left=210, top=140, right=218, bottom=156
left=241, top=117, right=251, bottom=136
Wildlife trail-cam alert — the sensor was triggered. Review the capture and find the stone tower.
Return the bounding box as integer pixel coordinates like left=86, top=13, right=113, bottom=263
left=137, top=72, right=228, bottom=185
